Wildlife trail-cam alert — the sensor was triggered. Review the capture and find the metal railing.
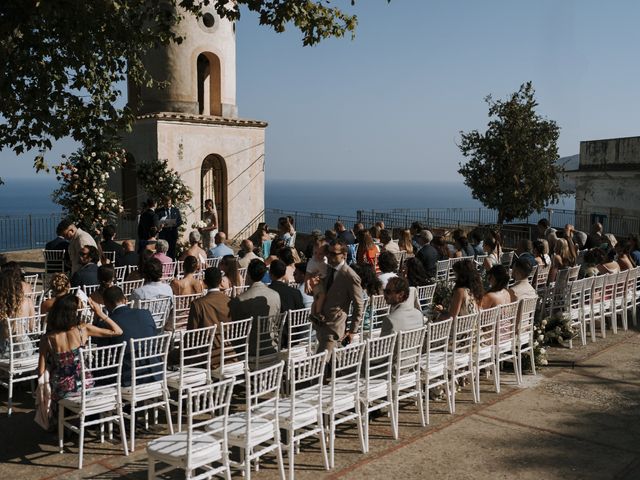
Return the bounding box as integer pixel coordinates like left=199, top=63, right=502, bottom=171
left=265, top=209, right=359, bottom=236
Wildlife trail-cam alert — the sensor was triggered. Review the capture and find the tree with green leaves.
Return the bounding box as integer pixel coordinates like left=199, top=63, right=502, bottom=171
left=0, top=0, right=363, bottom=176
left=458, top=82, right=562, bottom=224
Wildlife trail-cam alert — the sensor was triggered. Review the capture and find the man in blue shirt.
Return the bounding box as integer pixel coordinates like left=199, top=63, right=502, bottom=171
left=208, top=232, right=234, bottom=258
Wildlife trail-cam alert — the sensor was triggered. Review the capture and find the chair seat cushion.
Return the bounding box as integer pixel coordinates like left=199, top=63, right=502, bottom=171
left=121, top=381, right=165, bottom=401
left=166, top=368, right=208, bottom=388
left=212, top=362, right=244, bottom=379
left=147, top=431, right=221, bottom=464
left=0, top=354, right=39, bottom=371
left=59, top=387, right=118, bottom=411
left=359, top=378, right=389, bottom=401
left=262, top=398, right=317, bottom=428
left=207, top=412, right=274, bottom=445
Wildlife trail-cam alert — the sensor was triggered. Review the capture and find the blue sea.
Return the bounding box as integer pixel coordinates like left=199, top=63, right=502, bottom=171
left=0, top=177, right=575, bottom=217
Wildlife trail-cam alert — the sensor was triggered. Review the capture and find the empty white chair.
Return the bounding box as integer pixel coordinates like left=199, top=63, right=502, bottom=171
left=279, top=307, right=312, bottom=361
left=421, top=317, right=453, bottom=424
left=123, top=333, right=173, bottom=451
left=207, top=362, right=286, bottom=480
left=138, top=296, right=173, bottom=331
left=515, top=297, right=538, bottom=381
left=147, top=379, right=235, bottom=480
left=167, top=326, right=216, bottom=432
left=473, top=307, right=499, bottom=400
left=613, top=270, right=630, bottom=333
left=367, top=294, right=390, bottom=338
left=581, top=276, right=596, bottom=343
left=360, top=333, right=397, bottom=452
left=171, top=293, right=203, bottom=332
left=0, top=314, right=45, bottom=415
left=392, top=327, right=427, bottom=431
left=58, top=342, right=128, bottom=469
left=448, top=313, right=478, bottom=412
left=495, top=302, right=520, bottom=388
left=249, top=313, right=286, bottom=370
left=24, top=290, right=45, bottom=315
left=567, top=279, right=587, bottom=348
left=591, top=275, right=606, bottom=339
left=415, top=284, right=437, bottom=314
left=276, top=352, right=329, bottom=479
left=324, top=342, right=366, bottom=468
left=435, top=260, right=449, bottom=282
left=175, top=260, right=184, bottom=278
left=119, top=279, right=144, bottom=298
left=212, top=318, right=252, bottom=381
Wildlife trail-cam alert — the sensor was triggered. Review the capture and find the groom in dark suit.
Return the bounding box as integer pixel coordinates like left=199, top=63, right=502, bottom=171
left=156, top=197, right=183, bottom=259
left=98, top=286, right=160, bottom=387
left=316, top=239, right=364, bottom=354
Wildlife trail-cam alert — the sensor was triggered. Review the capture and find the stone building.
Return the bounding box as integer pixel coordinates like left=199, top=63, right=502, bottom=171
left=573, top=135, right=640, bottom=235
left=111, top=6, right=267, bottom=238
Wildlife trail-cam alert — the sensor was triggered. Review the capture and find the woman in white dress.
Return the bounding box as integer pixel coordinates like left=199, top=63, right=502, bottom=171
left=199, top=199, right=218, bottom=251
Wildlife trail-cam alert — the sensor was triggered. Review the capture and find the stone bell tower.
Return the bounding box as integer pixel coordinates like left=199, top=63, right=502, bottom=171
left=115, top=5, right=267, bottom=239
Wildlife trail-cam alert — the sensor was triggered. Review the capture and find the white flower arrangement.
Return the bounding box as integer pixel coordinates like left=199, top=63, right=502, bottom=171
left=192, top=220, right=207, bottom=229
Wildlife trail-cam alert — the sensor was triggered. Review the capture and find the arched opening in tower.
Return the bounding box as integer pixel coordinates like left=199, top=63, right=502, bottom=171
left=197, top=53, right=222, bottom=116
left=201, top=154, right=227, bottom=233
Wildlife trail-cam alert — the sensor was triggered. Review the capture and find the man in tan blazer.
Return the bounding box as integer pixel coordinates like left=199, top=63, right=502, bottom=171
left=60, top=219, right=98, bottom=274
left=187, top=267, right=231, bottom=368
left=317, top=239, right=364, bottom=354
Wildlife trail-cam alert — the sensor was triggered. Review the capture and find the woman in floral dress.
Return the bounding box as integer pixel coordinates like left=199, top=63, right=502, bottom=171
left=37, top=294, right=123, bottom=403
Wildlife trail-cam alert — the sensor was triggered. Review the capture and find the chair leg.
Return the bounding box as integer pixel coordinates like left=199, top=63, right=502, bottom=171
left=7, top=376, right=13, bottom=416
left=275, top=442, right=286, bottom=480
left=470, top=370, right=478, bottom=403
left=390, top=392, right=399, bottom=440
left=177, top=391, right=183, bottom=432
left=355, top=401, right=365, bottom=454
left=362, top=404, right=370, bottom=453
left=78, top=415, right=85, bottom=469
left=148, top=456, right=156, bottom=480
left=494, top=360, right=501, bottom=394
left=130, top=405, right=136, bottom=452
left=288, top=431, right=295, bottom=480
left=318, top=415, right=329, bottom=470
left=529, top=350, right=536, bottom=376
left=118, top=404, right=129, bottom=457
left=58, top=405, right=65, bottom=453
left=416, top=382, right=426, bottom=427
left=163, top=389, right=174, bottom=434
left=329, top=416, right=336, bottom=468
left=450, top=374, right=456, bottom=414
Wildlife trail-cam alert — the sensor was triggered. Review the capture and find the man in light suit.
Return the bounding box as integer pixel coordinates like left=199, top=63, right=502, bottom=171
left=508, top=258, right=538, bottom=302
left=60, top=219, right=98, bottom=275
left=230, top=259, right=281, bottom=355
left=380, top=277, right=424, bottom=337
left=188, top=267, right=231, bottom=368
left=316, top=239, right=364, bottom=354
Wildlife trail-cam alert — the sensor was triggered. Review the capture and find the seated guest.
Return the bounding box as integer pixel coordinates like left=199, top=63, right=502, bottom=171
left=306, top=239, right=328, bottom=280
left=579, top=249, right=599, bottom=278
left=0, top=269, right=35, bottom=358
left=533, top=240, right=551, bottom=267
left=481, top=265, right=512, bottom=309
left=369, top=225, right=381, bottom=244
left=171, top=255, right=204, bottom=295
left=97, top=286, right=159, bottom=386
left=404, top=257, right=429, bottom=288
left=238, top=239, right=261, bottom=268
left=470, top=229, right=484, bottom=257
left=628, top=235, right=640, bottom=266
left=179, top=230, right=208, bottom=267
left=41, top=273, right=71, bottom=315
left=335, top=221, right=356, bottom=245
left=515, top=239, right=538, bottom=268
left=596, top=247, right=620, bottom=275
left=153, top=239, right=173, bottom=267
left=125, top=249, right=153, bottom=281
left=585, top=222, right=605, bottom=249
left=144, top=226, right=158, bottom=253
left=268, top=260, right=304, bottom=313
left=615, top=242, right=636, bottom=271
left=324, top=229, right=337, bottom=242
left=432, top=235, right=451, bottom=261
left=91, top=265, right=115, bottom=304
left=447, top=260, right=483, bottom=318
left=573, top=230, right=588, bottom=250
left=303, top=230, right=323, bottom=260
left=229, top=259, right=281, bottom=355
left=188, top=267, right=231, bottom=368
left=71, top=245, right=100, bottom=288
left=483, top=236, right=500, bottom=271
left=294, top=263, right=314, bottom=309
left=380, top=229, right=399, bottom=254
left=265, top=238, right=285, bottom=267
left=46, top=221, right=71, bottom=270
left=377, top=251, right=398, bottom=288
left=397, top=229, right=414, bottom=256
left=356, top=230, right=380, bottom=270
left=130, top=258, right=174, bottom=305
left=415, top=230, right=438, bottom=280
left=508, top=258, right=537, bottom=302
left=100, top=224, right=124, bottom=265
left=118, top=239, right=139, bottom=269
left=220, top=255, right=243, bottom=292
left=208, top=232, right=234, bottom=258
left=550, top=238, right=575, bottom=282
left=380, top=277, right=424, bottom=336
left=410, top=222, right=424, bottom=252
left=278, top=247, right=297, bottom=283
left=248, top=222, right=271, bottom=258
left=1, top=261, right=33, bottom=294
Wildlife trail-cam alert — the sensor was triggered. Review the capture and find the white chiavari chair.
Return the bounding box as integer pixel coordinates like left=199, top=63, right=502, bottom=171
left=392, top=326, right=427, bottom=431
left=473, top=306, right=499, bottom=400
left=421, top=317, right=453, bottom=423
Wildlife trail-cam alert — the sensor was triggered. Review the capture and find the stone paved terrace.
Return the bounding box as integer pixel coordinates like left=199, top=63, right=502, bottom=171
left=2, top=325, right=640, bottom=479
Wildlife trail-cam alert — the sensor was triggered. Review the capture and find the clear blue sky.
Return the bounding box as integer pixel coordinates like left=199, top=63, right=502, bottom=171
left=2, top=0, right=640, bottom=182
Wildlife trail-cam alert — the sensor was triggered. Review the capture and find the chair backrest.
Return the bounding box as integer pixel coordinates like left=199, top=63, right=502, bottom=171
left=174, top=260, right=184, bottom=278
left=534, top=263, right=550, bottom=291
left=496, top=302, right=519, bottom=349
left=500, top=251, right=515, bottom=268
left=368, top=294, right=390, bottom=334
left=476, top=306, right=499, bottom=357
left=119, top=279, right=144, bottom=297
left=175, top=326, right=216, bottom=385
left=103, top=251, right=116, bottom=264
left=424, top=317, right=452, bottom=360
left=23, top=274, right=39, bottom=291
left=129, top=332, right=171, bottom=390
left=219, top=318, right=252, bottom=372
left=237, top=267, right=248, bottom=285
left=527, top=265, right=538, bottom=286
left=517, top=297, right=538, bottom=340
left=328, top=342, right=365, bottom=395
left=393, top=251, right=407, bottom=273
left=451, top=313, right=477, bottom=363
left=160, top=261, right=177, bottom=281
left=435, top=260, right=449, bottom=282
left=251, top=313, right=286, bottom=368
left=592, top=274, right=605, bottom=305
left=82, top=284, right=100, bottom=296
left=24, top=291, right=44, bottom=314
left=283, top=307, right=312, bottom=351
left=205, top=257, right=222, bottom=269
left=415, top=284, right=437, bottom=312
left=43, top=249, right=66, bottom=273
left=127, top=265, right=139, bottom=276
left=79, top=342, right=126, bottom=403
left=5, top=314, right=46, bottom=364
left=363, top=333, right=397, bottom=392
left=172, top=293, right=203, bottom=331
left=233, top=285, right=250, bottom=296
left=244, top=361, right=284, bottom=432
left=568, top=265, right=581, bottom=282
left=615, top=270, right=629, bottom=301
left=582, top=276, right=595, bottom=307
left=395, top=326, right=427, bottom=383
left=184, top=379, right=235, bottom=466
left=137, top=296, right=173, bottom=330
left=568, top=279, right=584, bottom=316
left=554, top=268, right=572, bottom=290
left=114, top=265, right=128, bottom=283
left=288, top=351, right=327, bottom=413
left=603, top=273, right=617, bottom=304
left=448, top=256, right=473, bottom=280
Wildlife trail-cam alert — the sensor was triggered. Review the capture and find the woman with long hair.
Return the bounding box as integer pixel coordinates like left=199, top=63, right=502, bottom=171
left=533, top=240, right=549, bottom=267
left=616, top=242, right=636, bottom=271
left=41, top=273, right=71, bottom=315
left=596, top=247, right=620, bottom=275
left=356, top=230, right=380, bottom=270
left=171, top=255, right=204, bottom=295
left=248, top=222, right=271, bottom=256
left=550, top=237, right=575, bottom=281
left=1, top=261, right=32, bottom=294
left=449, top=259, right=483, bottom=318
left=37, top=294, right=122, bottom=403
left=483, top=237, right=500, bottom=271
left=481, top=265, right=511, bottom=308
left=404, top=257, right=429, bottom=287
left=352, top=263, right=383, bottom=297
left=431, top=236, right=450, bottom=260
left=398, top=229, right=414, bottom=256
left=220, top=255, right=243, bottom=291
left=277, top=217, right=295, bottom=248
left=0, top=271, right=36, bottom=358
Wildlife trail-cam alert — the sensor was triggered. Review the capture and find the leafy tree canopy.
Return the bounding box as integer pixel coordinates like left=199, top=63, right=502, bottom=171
left=458, top=82, right=562, bottom=224
left=0, top=0, right=364, bottom=174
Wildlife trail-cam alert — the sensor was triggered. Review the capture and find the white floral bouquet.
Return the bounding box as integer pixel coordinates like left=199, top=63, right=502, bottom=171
left=192, top=220, right=207, bottom=229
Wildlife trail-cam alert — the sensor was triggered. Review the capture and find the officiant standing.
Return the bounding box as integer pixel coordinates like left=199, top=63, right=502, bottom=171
left=156, top=197, right=183, bottom=259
